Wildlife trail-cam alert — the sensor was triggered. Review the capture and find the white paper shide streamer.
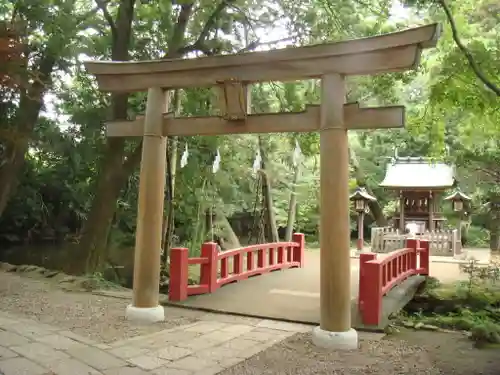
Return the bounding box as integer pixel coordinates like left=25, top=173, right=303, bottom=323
left=212, top=148, right=221, bottom=174
left=292, top=139, right=302, bottom=167
left=252, top=149, right=262, bottom=176
left=180, top=143, right=189, bottom=168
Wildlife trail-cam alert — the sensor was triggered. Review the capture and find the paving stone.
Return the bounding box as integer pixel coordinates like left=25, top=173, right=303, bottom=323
left=175, top=336, right=220, bottom=351
left=166, top=355, right=219, bottom=372
left=194, top=346, right=243, bottom=363
left=45, top=358, right=102, bottom=375
left=0, top=346, right=18, bottom=360
left=58, top=330, right=98, bottom=345
left=0, top=357, right=47, bottom=375
left=219, top=324, right=254, bottom=335
left=5, top=324, right=52, bottom=339
left=155, top=346, right=192, bottom=361
left=127, top=354, right=169, bottom=370
left=103, top=365, right=150, bottom=375
left=256, top=319, right=311, bottom=332
left=126, top=331, right=199, bottom=351
left=95, top=343, right=112, bottom=350
left=183, top=321, right=227, bottom=333
left=192, top=365, right=224, bottom=375
left=108, top=323, right=200, bottom=348
left=199, top=313, right=261, bottom=326
left=219, top=337, right=262, bottom=351
left=159, top=330, right=200, bottom=344
left=0, top=331, right=31, bottom=347
left=235, top=342, right=275, bottom=359
left=241, top=329, right=290, bottom=342
left=10, top=342, right=70, bottom=366
left=0, top=316, right=17, bottom=328
left=34, top=334, right=86, bottom=351
left=151, top=367, right=193, bottom=375
left=107, top=345, right=149, bottom=359
left=218, top=356, right=247, bottom=368
left=199, top=330, right=240, bottom=343
left=67, top=346, right=126, bottom=370
left=109, top=331, right=170, bottom=348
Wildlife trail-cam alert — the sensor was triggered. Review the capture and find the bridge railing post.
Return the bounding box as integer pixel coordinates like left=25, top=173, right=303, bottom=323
left=359, top=253, right=382, bottom=325
left=406, top=239, right=419, bottom=273
left=419, top=239, right=430, bottom=276
left=169, top=247, right=189, bottom=301
left=292, top=233, right=305, bottom=267
left=200, top=242, right=219, bottom=293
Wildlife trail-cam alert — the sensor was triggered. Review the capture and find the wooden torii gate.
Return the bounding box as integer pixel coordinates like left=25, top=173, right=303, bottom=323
left=85, top=23, right=440, bottom=349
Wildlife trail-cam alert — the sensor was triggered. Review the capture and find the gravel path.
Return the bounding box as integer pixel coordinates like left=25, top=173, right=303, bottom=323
left=219, top=330, right=500, bottom=375
left=218, top=332, right=439, bottom=375
left=0, top=271, right=203, bottom=343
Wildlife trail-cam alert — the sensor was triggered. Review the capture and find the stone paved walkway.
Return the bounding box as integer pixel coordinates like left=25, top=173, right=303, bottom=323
left=0, top=310, right=310, bottom=375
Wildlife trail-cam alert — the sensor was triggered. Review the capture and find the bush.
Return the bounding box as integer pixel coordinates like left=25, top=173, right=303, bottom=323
left=466, top=226, right=490, bottom=247
left=398, top=258, right=500, bottom=346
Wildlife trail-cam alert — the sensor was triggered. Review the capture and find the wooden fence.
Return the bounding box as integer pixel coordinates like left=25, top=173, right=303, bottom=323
left=371, top=227, right=458, bottom=256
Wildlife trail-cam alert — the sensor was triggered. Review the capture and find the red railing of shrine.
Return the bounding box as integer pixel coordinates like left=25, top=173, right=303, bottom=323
left=169, top=233, right=305, bottom=302
left=358, top=238, right=430, bottom=326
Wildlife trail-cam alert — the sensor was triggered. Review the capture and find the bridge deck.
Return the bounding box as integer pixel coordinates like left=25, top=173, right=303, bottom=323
left=169, top=249, right=490, bottom=326
left=173, top=252, right=358, bottom=324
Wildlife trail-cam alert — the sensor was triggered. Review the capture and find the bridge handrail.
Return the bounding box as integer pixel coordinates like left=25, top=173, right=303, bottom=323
left=358, top=238, right=429, bottom=326
left=169, top=233, right=305, bottom=302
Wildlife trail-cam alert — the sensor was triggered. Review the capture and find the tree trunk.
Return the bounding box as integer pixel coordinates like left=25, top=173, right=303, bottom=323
left=348, top=146, right=387, bottom=226
left=285, top=163, right=300, bottom=241
left=490, top=210, right=500, bottom=252
left=258, top=135, right=279, bottom=242
left=77, top=139, right=142, bottom=274
left=0, top=55, right=56, bottom=218
left=216, top=210, right=241, bottom=249
left=161, top=91, right=180, bottom=264
left=0, top=136, right=28, bottom=217
left=77, top=0, right=138, bottom=274
left=161, top=140, right=177, bottom=260
left=78, top=1, right=197, bottom=274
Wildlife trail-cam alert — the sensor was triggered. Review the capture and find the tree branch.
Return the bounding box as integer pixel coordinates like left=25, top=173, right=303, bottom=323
left=95, top=0, right=117, bottom=42
left=177, top=0, right=236, bottom=55
left=437, top=0, right=500, bottom=96
left=166, top=2, right=195, bottom=58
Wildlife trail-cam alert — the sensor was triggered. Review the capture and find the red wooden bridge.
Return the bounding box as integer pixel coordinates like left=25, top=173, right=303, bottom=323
left=168, top=234, right=430, bottom=328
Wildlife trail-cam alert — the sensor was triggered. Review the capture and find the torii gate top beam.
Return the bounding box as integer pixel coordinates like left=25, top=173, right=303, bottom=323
left=84, top=24, right=440, bottom=93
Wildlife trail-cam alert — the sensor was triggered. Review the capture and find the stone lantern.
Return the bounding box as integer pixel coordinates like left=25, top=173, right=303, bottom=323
left=444, top=188, right=471, bottom=254
left=350, top=187, right=377, bottom=252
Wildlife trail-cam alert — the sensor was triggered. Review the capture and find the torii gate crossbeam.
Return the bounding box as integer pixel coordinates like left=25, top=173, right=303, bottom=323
left=85, top=23, right=440, bottom=350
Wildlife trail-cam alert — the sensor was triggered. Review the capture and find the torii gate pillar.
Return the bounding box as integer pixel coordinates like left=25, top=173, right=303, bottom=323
left=313, top=73, right=357, bottom=348
left=125, top=87, right=167, bottom=323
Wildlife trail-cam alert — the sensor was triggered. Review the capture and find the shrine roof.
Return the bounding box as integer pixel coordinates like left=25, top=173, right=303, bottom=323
left=380, top=157, right=455, bottom=189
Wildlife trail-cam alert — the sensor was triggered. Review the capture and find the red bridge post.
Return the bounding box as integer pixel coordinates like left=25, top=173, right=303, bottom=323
left=200, top=242, right=219, bottom=293
left=292, top=233, right=305, bottom=267
left=358, top=253, right=381, bottom=326
left=418, top=239, right=430, bottom=276
left=169, top=247, right=189, bottom=302
left=406, top=239, right=419, bottom=271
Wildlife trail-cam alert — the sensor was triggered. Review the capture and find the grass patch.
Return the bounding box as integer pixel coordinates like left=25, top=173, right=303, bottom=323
left=395, top=258, right=500, bottom=347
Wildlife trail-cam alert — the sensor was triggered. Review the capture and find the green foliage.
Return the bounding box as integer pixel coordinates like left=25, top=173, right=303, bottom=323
left=401, top=259, right=500, bottom=346
left=1, top=0, right=499, bottom=272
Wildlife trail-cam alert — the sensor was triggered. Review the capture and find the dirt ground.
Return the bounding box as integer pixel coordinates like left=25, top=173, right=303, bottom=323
left=219, top=330, right=500, bottom=375
left=1, top=267, right=499, bottom=374
left=0, top=269, right=204, bottom=343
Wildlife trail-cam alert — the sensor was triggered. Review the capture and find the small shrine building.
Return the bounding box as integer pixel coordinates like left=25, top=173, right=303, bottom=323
left=380, top=156, right=456, bottom=233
